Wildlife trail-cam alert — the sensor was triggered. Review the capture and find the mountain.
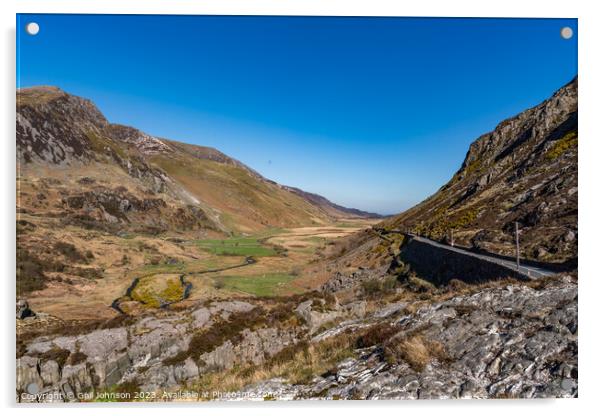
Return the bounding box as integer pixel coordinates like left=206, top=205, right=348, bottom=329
left=16, top=86, right=375, bottom=235
left=380, top=78, right=578, bottom=265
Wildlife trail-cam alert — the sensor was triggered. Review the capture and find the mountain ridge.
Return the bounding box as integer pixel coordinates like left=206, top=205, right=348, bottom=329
left=16, top=86, right=377, bottom=233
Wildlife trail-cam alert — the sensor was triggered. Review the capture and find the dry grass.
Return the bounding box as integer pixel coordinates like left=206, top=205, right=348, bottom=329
left=384, top=333, right=450, bottom=371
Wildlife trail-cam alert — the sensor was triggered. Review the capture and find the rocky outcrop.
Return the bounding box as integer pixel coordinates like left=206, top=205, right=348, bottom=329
left=17, top=87, right=107, bottom=165
left=294, top=298, right=367, bottom=335
left=60, top=185, right=213, bottom=233
left=105, top=124, right=172, bottom=155
left=16, top=300, right=303, bottom=402
left=236, top=278, right=578, bottom=400
left=320, top=268, right=382, bottom=293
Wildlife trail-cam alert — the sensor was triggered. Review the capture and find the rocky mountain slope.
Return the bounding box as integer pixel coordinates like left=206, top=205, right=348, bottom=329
left=17, top=86, right=375, bottom=234
left=381, top=78, right=578, bottom=265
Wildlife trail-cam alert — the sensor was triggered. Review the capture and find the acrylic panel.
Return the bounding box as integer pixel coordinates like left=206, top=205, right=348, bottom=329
left=16, top=14, right=578, bottom=402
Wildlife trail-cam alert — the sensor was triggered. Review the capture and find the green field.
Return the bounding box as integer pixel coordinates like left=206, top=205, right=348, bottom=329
left=197, top=236, right=277, bottom=257
left=214, top=273, right=299, bottom=297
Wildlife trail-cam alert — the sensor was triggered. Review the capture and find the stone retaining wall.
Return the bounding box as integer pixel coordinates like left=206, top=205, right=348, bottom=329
left=398, top=236, right=526, bottom=285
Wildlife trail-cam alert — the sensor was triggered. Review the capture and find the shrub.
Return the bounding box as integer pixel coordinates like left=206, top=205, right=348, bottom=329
left=17, top=248, right=47, bottom=295
left=382, top=276, right=399, bottom=291
left=356, top=323, right=399, bottom=348
left=66, top=351, right=88, bottom=366
left=269, top=341, right=310, bottom=366
left=131, top=275, right=184, bottom=308
left=407, top=275, right=436, bottom=293
left=546, top=131, right=578, bottom=160
left=162, top=350, right=189, bottom=367
left=54, top=241, right=88, bottom=263
left=69, top=266, right=104, bottom=280
left=361, top=279, right=383, bottom=296
left=361, top=276, right=400, bottom=297
left=39, top=347, right=71, bottom=368
left=464, top=159, right=482, bottom=176
left=16, top=219, right=36, bottom=235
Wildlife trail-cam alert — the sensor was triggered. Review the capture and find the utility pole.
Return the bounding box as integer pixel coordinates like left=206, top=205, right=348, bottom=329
left=515, top=221, right=520, bottom=271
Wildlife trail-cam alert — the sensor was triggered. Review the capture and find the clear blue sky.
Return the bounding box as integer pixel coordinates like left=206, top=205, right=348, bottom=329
left=17, top=14, right=577, bottom=215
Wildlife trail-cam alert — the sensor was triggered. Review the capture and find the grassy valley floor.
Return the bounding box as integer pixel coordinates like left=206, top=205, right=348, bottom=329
left=22, top=218, right=379, bottom=320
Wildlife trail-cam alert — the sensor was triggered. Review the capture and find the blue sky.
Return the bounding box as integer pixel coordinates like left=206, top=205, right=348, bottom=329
left=17, top=15, right=577, bottom=215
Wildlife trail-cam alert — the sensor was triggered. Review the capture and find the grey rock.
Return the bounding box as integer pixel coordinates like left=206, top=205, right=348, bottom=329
left=78, top=328, right=128, bottom=362
left=294, top=300, right=342, bottom=334
left=191, top=307, right=211, bottom=329
left=40, top=360, right=61, bottom=386
left=209, top=300, right=255, bottom=319
left=17, top=299, right=36, bottom=320
left=16, top=276, right=577, bottom=401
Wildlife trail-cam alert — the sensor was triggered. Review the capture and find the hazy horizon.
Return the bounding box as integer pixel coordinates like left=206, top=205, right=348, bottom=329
left=17, top=15, right=577, bottom=215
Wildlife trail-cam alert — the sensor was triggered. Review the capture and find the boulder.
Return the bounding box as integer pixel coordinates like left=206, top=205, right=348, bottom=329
left=16, top=299, right=35, bottom=320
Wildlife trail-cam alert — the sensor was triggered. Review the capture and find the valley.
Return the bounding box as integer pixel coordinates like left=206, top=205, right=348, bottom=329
left=16, top=79, right=578, bottom=401
left=19, top=201, right=376, bottom=318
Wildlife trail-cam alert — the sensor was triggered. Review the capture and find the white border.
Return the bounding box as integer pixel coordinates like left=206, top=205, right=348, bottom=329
left=5, top=0, right=583, bottom=18
left=2, top=1, right=600, bottom=415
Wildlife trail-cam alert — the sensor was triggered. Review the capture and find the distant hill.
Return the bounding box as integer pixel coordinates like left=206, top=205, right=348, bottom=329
left=16, top=86, right=375, bottom=234
left=282, top=186, right=383, bottom=219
